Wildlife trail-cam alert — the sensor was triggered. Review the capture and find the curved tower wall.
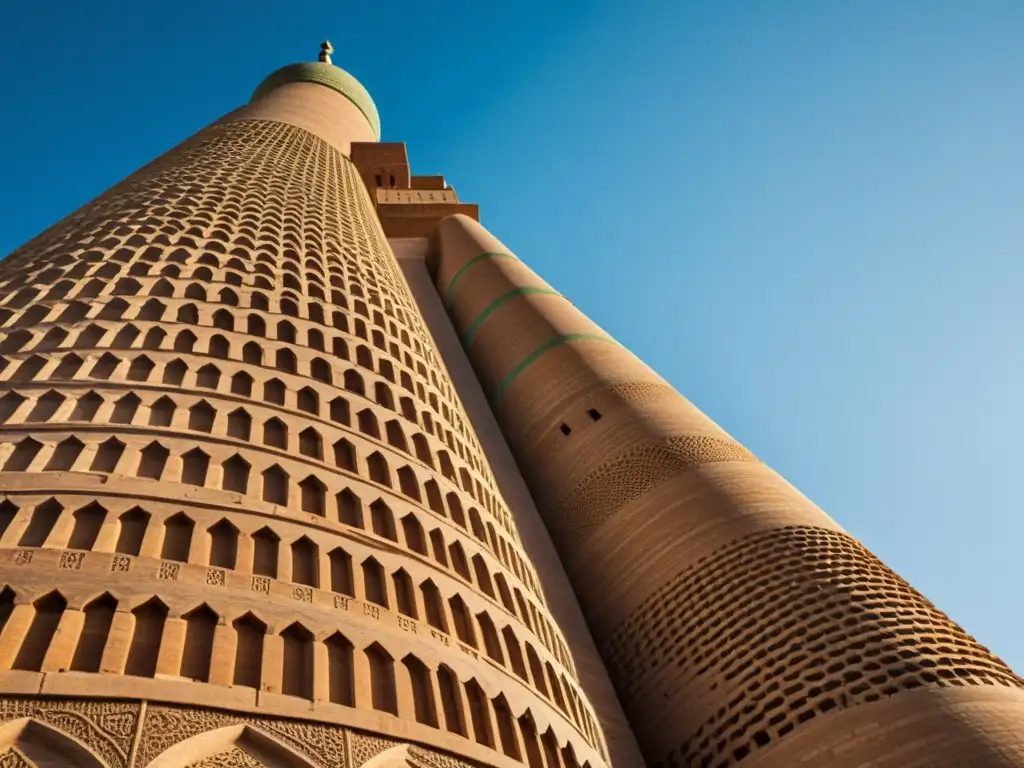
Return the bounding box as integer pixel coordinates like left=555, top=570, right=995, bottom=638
left=0, top=77, right=609, bottom=767
left=433, top=213, right=1024, bottom=767
left=226, top=81, right=378, bottom=154
left=394, top=239, right=645, bottom=768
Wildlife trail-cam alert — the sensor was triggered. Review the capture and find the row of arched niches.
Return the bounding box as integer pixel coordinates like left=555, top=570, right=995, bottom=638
left=0, top=117, right=609, bottom=767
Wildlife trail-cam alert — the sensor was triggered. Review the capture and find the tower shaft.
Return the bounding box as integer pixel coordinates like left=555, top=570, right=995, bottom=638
left=0, top=74, right=618, bottom=768
left=433, top=213, right=1024, bottom=767
left=0, top=45, right=1020, bottom=768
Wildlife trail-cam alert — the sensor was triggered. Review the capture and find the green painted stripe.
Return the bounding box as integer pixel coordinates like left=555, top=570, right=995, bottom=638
left=463, top=287, right=561, bottom=346
left=492, top=333, right=616, bottom=406
left=443, top=252, right=515, bottom=307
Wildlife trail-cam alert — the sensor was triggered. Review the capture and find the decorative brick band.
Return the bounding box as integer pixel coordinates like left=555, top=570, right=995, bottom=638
left=0, top=117, right=605, bottom=767
left=462, top=287, right=561, bottom=346
left=602, top=525, right=1024, bottom=767
left=442, top=252, right=516, bottom=307
left=491, top=334, right=616, bottom=406
left=251, top=62, right=382, bottom=139
left=549, top=435, right=759, bottom=546
left=606, top=381, right=677, bottom=405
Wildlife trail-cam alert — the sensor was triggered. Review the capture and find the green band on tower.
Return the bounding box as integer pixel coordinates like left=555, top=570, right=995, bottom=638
left=492, top=333, right=616, bottom=406
left=443, top=251, right=516, bottom=307
left=252, top=61, right=381, bottom=139
left=463, top=287, right=562, bottom=346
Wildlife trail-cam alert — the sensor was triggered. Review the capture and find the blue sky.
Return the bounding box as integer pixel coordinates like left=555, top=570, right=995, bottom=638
left=1, top=1, right=1021, bottom=668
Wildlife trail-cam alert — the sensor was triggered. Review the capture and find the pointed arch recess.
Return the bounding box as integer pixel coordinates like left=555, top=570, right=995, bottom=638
left=145, top=723, right=318, bottom=767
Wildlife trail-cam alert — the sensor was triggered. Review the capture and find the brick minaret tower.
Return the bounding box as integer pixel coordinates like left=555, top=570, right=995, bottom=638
left=433, top=211, right=1024, bottom=766
left=0, top=45, right=634, bottom=768
left=0, top=43, right=1020, bottom=768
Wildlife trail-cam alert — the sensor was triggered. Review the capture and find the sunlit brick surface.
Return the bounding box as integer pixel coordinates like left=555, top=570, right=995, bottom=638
left=434, top=213, right=1024, bottom=768
left=0, top=117, right=605, bottom=768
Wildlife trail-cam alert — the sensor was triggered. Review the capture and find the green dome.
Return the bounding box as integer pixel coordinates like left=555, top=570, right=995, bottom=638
left=252, top=61, right=380, bottom=139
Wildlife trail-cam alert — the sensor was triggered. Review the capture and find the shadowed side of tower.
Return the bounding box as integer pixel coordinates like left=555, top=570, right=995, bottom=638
left=0, top=48, right=621, bottom=768
left=432, top=213, right=1024, bottom=767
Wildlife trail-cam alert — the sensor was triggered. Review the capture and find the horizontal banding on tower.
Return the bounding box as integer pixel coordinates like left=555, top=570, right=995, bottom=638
left=432, top=210, right=1024, bottom=766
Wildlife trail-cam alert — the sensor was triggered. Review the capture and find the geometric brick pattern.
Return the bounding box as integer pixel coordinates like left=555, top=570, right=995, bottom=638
left=552, top=435, right=760, bottom=545
left=0, top=114, right=605, bottom=766
left=432, top=210, right=1024, bottom=768
left=605, top=381, right=677, bottom=406
left=604, top=525, right=1024, bottom=767
left=0, top=695, right=493, bottom=767
left=187, top=749, right=264, bottom=767
left=0, top=750, right=32, bottom=768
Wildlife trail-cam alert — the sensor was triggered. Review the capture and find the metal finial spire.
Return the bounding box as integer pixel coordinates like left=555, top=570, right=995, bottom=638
left=319, top=41, right=334, bottom=65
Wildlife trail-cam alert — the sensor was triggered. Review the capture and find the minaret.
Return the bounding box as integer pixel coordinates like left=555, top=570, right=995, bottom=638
left=0, top=45, right=636, bottom=768
left=431, top=215, right=1024, bottom=766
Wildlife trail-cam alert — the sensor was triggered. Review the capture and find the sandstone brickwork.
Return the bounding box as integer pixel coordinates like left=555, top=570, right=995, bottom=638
left=0, top=694, right=494, bottom=767
left=0, top=56, right=616, bottom=768
left=3, top=43, right=1019, bottom=768
left=432, top=213, right=1024, bottom=767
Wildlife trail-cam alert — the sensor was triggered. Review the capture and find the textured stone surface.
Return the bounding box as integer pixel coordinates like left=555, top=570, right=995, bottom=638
left=552, top=434, right=760, bottom=545
left=138, top=703, right=349, bottom=766
left=0, top=695, right=506, bottom=767
left=0, top=750, right=34, bottom=768
left=434, top=212, right=1024, bottom=766
left=186, top=749, right=263, bottom=768
left=0, top=58, right=605, bottom=768
left=0, top=697, right=138, bottom=767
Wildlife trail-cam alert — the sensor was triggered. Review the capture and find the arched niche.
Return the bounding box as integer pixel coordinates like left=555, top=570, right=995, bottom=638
left=0, top=717, right=106, bottom=767
left=145, top=724, right=317, bottom=767
left=358, top=745, right=417, bottom=768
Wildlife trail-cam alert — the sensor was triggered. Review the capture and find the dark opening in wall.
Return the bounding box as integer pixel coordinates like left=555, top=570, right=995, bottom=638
left=588, top=409, right=602, bottom=421
left=559, top=424, right=571, bottom=436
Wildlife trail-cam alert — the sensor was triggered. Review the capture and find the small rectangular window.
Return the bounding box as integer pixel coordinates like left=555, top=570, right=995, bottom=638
left=588, top=409, right=602, bottom=421
left=559, top=424, right=571, bottom=436
left=374, top=174, right=383, bottom=187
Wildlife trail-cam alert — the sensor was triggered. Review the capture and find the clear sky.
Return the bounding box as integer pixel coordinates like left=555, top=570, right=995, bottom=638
left=1, top=1, right=1021, bottom=668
